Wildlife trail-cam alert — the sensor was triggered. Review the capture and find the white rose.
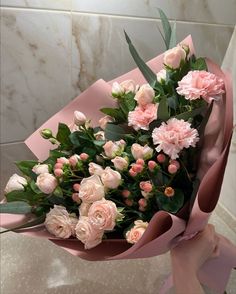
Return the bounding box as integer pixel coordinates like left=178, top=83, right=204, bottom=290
left=111, top=156, right=129, bottom=171
left=4, top=174, right=27, bottom=194
left=36, top=173, right=57, bottom=194
left=134, top=84, right=155, bottom=106
left=103, top=139, right=126, bottom=158
left=112, top=82, right=124, bottom=96
left=74, top=110, right=86, bottom=126
left=79, top=175, right=105, bottom=203
left=101, top=167, right=122, bottom=189
left=44, top=205, right=75, bottom=239
left=156, top=69, right=167, bottom=83
left=88, top=162, right=104, bottom=176
left=120, top=80, right=136, bottom=93
left=79, top=202, right=92, bottom=217
left=32, top=164, right=49, bottom=175
left=163, top=46, right=186, bottom=69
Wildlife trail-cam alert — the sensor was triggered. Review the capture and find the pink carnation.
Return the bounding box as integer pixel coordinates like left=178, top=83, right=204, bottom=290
left=152, top=118, right=199, bottom=159
left=128, top=103, right=158, bottom=131
left=176, top=70, right=225, bottom=103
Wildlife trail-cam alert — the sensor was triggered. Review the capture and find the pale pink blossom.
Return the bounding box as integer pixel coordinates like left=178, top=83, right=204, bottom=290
left=111, top=156, right=129, bottom=171
left=126, top=220, right=148, bottom=244
left=57, top=157, right=69, bottom=165
left=131, top=143, right=153, bottom=160
left=99, top=115, right=114, bottom=130
left=176, top=70, right=225, bottom=103
left=54, top=168, right=63, bottom=177
left=72, top=192, right=81, bottom=204
left=134, top=84, right=155, bottom=106
left=122, top=190, right=131, bottom=198
left=138, top=198, right=147, bottom=208
left=128, top=103, right=158, bottom=131
left=4, top=174, right=27, bottom=194
left=74, top=110, right=86, bottom=126
left=54, top=162, right=63, bottom=169
left=112, top=82, right=124, bottom=96
left=79, top=175, right=105, bottom=203
left=69, top=154, right=80, bottom=167
left=168, top=164, right=178, bottom=174
left=163, top=46, right=186, bottom=69
left=139, top=181, right=152, bottom=193
left=103, top=140, right=126, bottom=158
left=101, top=167, right=122, bottom=189
left=45, top=205, right=75, bottom=239
left=88, top=199, right=118, bottom=230
left=75, top=216, right=104, bottom=249
left=120, top=79, right=137, bottom=93
left=156, top=154, right=166, bottom=163
left=88, top=162, right=104, bottom=176
left=73, top=183, right=80, bottom=191
left=32, top=164, right=49, bottom=175
left=156, top=69, right=167, bottom=83
left=80, top=153, right=89, bottom=161
left=148, top=160, right=157, bottom=171
left=152, top=118, right=199, bottom=159
left=36, top=173, right=57, bottom=194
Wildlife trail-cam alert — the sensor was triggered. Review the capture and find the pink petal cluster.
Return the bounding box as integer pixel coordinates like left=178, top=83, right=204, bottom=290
left=176, top=70, right=225, bottom=103
left=152, top=118, right=199, bottom=159
left=128, top=103, right=158, bottom=131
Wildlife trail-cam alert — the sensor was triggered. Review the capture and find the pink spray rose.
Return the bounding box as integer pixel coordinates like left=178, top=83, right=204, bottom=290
left=36, top=173, right=57, bottom=194
left=128, top=103, right=158, bottom=131
left=176, top=70, right=225, bottom=103
left=45, top=205, right=76, bottom=239
left=126, top=220, right=149, bottom=244
left=131, top=143, right=153, bottom=160
left=101, top=167, right=122, bottom=189
left=111, top=156, right=129, bottom=171
left=75, top=216, right=104, bottom=249
left=79, top=202, right=92, bottom=216
left=99, top=115, right=114, bottom=130
left=88, top=198, right=118, bottom=231
left=79, top=175, right=105, bottom=203
left=152, top=118, right=199, bottom=159
left=134, top=84, right=155, bottom=106
left=103, top=140, right=126, bottom=158
left=88, top=162, right=104, bottom=176
left=163, top=45, right=186, bottom=69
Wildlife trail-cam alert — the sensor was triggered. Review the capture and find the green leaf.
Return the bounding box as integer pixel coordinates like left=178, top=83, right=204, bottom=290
left=138, top=134, right=151, bottom=143
left=69, top=131, right=81, bottom=147
left=6, top=190, right=41, bottom=205
left=156, top=189, right=184, bottom=213
left=167, top=96, right=178, bottom=110
left=16, top=160, right=38, bottom=177
left=100, top=107, right=125, bottom=122
left=191, top=57, right=208, bottom=71
left=175, top=106, right=205, bottom=121
left=93, top=140, right=106, bottom=147
left=56, top=123, right=72, bottom=148
left=105, top=123, right=126, bottom=141
left=30, top=181, right=42, bottom=194
left=158, top=8, right=172, bottom=49
left=0, top=214, right=46, bottom=234
left=82, top=147, right=97, bottom=157
left=158, top=96, right=170, bottom=120
left=0, top=201, right=32, bottom=214
left=124, top=31, right=157, bottom=87
left=169, top=21, right=176, bottom=49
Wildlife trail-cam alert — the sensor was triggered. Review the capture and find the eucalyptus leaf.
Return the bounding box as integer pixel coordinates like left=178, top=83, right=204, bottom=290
left=6, top=190, right=39, bottom=204
left=124, top=31, right=156, bottom=87
left=0, top=201, right=32, bottom=214
left=158, top=8, right=172, bottom=49
left=30, top=181, right=42, bottom=194
left=169, top=21, right=176, bottom=49
left=105, top=123, right=126, bottom=141
left=167, top=96, right=178, bottom=110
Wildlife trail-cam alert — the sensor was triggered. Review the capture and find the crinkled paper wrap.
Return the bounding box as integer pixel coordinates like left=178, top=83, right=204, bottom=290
left=1, top=36, right=235, bottom=293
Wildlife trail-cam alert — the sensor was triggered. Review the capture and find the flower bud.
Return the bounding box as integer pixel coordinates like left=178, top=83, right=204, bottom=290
left=40, top=128, right=52, bottom=139
left=164, top=187, right=175, bottom=197
left=74, top=110, right=86, bottom=126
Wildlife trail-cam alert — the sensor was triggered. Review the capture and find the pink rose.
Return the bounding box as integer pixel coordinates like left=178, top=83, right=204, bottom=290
left=99, top=115, right=114, bottom=130
left=134, top=84, right=155, bottom=106
left=131, top=143, right=153, bottom=160
left=120, top=79, right=137, bottom=93
left=111, top=156, right=129, bottom=171
left=139, top=181, right=153, bottom=193
left=45, top=205, right=76, bottom=239
left=176, top=70, right=225, bottom=103
left=75, top=216, right=104, bottom=249
left=103, top=139, right=126, bottom=158
left=152, top=118, right=199, bottom=159
left=79, top=202, right=92, bottom=216
left=126, top=220, right=148, bottom=244
left=163, top=45, right=186, bottom=69
left=128, top=103, right=158, bottom=131
left=88, top=162, right=104, bottom=176
left=79, top=175, right=105, bottom=203
left=101, top=167, right=122, bottom=189
left=74, top=110, right=86, bottom=126
left=36, top=173, right=57, bottom=194
left=88, top=199, right=118, bottom=230
left=32, top=164, right=49, bottom=175
left=4, top=174, right=27, bottom=194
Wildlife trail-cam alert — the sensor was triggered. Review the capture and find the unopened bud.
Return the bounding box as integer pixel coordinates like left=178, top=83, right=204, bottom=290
left=40, top=128, right=52, bottom=139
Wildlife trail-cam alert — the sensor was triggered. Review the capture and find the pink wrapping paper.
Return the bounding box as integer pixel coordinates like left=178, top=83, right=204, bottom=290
left=1, top=36, right=235, bottom=293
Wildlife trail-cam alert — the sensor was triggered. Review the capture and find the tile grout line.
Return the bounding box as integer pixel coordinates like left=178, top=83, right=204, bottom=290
left=0, top=5, right=234, bottom=28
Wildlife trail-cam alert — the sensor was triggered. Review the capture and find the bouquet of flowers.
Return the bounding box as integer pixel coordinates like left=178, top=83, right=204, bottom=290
left=1, top=10, right=235, bottom=293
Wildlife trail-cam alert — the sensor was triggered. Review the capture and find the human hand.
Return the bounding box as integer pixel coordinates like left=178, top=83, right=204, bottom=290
left=171, top=224, right=219, bottom=273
